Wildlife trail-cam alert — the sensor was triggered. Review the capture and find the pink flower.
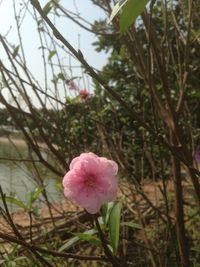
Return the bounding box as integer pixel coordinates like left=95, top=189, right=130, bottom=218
left=79, top=89, right=90, bottom=101
left=63, top=152, right=118, bottom=214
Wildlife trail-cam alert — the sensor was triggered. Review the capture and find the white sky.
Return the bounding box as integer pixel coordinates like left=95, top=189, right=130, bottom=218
left=0, top=0, right=109, bottom=107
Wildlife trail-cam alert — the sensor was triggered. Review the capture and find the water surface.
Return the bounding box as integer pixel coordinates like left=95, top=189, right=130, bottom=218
left=0, top=139, right=62, bottom=211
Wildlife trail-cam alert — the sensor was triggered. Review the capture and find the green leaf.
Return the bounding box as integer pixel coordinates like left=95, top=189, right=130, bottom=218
left=0, top=196, right=26, bottom=210
left=59, top=236, right=79, bottom=251
left=31, top=187, right=43, bottom=203
left=15, top=256, right=28, bottom=262
left=28, top=187, right=43, bottom=209
left=109, top=0, right=128, bottom=23
left=8, top=261, right=16, bottom=267
left=59, top=229, right=97, bottom=252
left=43, top=1, right=52, bottom=15
left=108, top=202, right=122, bottom=254
left=32, top=206, right=41, bottom=217
left=121, top=222, right=142, bottom=229
left=120, top=0, right=150, bottom=33
left=101, top=202, right=115, bottom=225
left=73, top=232, right=101, bottom=247
left=48, top=50, right=56, bottom=61
left=12, top=45, right=20, bottom=59
left=57, top=73, right=65, bottom=81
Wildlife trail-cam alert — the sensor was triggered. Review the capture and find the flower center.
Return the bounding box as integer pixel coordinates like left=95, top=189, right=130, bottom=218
left=84, top=174, right=95, bottom=187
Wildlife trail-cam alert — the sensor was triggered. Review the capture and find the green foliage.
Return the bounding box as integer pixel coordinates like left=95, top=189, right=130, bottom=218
left=101, top=202, right=115, bottom=226
left=109, top=0, right=129, bottom=23
left=27, top=187, right=44, bottom=210
left=0, top=187, right=43, bottom=213
left=43, top=1, right=53, bottom=15
left=108, top=202, right=122, bottom=254
left=73, top=232, right=101, bottom=247
left=119, top=0, right=150, bottom=33
left=0, top=245, right=29, bottom=267
left=48, top=50, right=56, bottom=61
left=12, top=45, right=20, bottom=59
left=1, top=196, right=26, bottom=209
left=59, top=229, right=99, bottom=251
left=110, top=0, right=150, bottom=33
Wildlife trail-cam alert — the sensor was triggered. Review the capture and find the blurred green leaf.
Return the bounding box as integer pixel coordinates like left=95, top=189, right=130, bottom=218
left=48, top=50, right=56, bottom=61
left=57, top=73, right=65, bottom=81
left=59, top=236, right=79, bottom=252
left=73, top=232, right=101, bottom=247
left=120, top=0, right=150, bottom=33
left=32, top=206, right=41, bottom=217
left=12, top=45, right=20, bottom=59
left=43, top=1, right=52, bottom=15
left=28, top=187, right=43, bottom=209
left=109, top=0, right=128, bottom=23
left=101, top=202, right=115, bottom=225
left=31, top=187, right=43, bottom=203
left=1, top=197, right=26, bottom=210
left=59, top=229, right=97, bottom=252
left=108, top=202, right=122, bottom=254
left=8, top=262, right=17, bottom=267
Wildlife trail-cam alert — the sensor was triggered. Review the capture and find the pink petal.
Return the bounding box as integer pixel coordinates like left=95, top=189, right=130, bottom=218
left=70, top=153, right=99, bottom=175
left=96, top=175, right=118, bottom=202
left=73, top=187, right=102, bottom=214
left=63, top=170, right=84, bottom=199
left=99, top=158, right=118, bottom=176
left=69, top=156, right=83, bottom=170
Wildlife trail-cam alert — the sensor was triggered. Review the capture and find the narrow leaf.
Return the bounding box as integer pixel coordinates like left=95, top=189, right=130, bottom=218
left=109, top=202, right=122, bottom=254
left=59, top=236, right=79, bottom=251
left=43, top=1, right=52, bottom=15
left=12, top=45, right=20, bottom=59
left=48, top=50, right=56, bottom=61
left=120, top=0, right=150, bottom=33
left=59, top=229, right=97, bottom=252
left=73, top=232, right=101, bottom=247
left=101, top=202, right=115, bottom=225
left=109, top=0, right=128, bottom=23
left=31, top=187, right=44, bottom=203
left=1, top=197, right=26, bottom=209
left=27, top=187, right=43, bottom=210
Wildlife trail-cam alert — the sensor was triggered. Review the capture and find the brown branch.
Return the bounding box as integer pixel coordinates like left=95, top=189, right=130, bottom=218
left=0, top=156, right=41, bottom=162
left=30, top=0, right=200, bottom=177
left=0, top=231, right=107, bottom=262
